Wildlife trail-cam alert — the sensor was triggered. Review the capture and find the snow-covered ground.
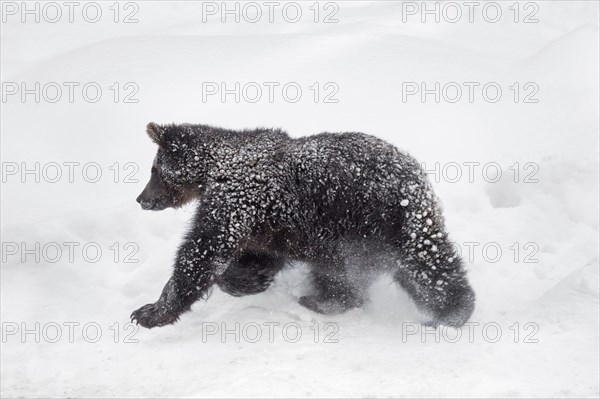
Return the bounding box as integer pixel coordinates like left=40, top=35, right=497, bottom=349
left=1, top=1, right=599, bottom=397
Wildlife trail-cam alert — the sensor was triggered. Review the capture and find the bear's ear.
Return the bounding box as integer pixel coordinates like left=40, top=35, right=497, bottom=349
left=146, top=122, right=165, bottom=147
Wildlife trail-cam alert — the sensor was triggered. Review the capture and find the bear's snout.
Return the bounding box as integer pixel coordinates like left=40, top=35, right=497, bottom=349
left=136, top=191, right=154, bottom=210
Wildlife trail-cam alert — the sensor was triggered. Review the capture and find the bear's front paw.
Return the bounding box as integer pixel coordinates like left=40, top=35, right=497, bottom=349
left=130, top=302, right=179, bottom=329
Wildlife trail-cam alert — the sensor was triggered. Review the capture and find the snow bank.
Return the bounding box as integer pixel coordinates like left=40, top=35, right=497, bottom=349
left=1, top=1, right=598, bottom=397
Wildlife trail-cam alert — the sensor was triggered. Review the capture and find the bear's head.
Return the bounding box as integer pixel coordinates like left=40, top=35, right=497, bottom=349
left=136, top=122, right=205, bottom=211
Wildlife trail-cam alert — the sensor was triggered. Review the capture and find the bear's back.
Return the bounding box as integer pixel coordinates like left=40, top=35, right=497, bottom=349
left=280, top=132, right=422, bottom=214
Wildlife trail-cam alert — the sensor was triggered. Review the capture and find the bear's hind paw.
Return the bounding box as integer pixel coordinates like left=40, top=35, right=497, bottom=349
left=298, top=295, right=361, bottom=315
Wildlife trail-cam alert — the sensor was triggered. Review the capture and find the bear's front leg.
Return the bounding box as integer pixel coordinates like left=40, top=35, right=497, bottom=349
left=130, top=235, right=222, bottom=328
left=130, top=278, right=182, bottom=328
left=131, top=199, right=248, bottom=328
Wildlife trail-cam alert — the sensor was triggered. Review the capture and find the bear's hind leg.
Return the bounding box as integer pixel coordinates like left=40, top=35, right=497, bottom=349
left=394, top=254, right=475, bottom=327
left=216, top=250, right=286, bottom=297
left=299, top=260, right=364, bottom=315
left=393, top=183, right=476, bottom=327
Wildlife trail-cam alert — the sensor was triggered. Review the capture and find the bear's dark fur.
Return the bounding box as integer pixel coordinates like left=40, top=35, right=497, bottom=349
left=131, top=122, right=475, bottom=328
